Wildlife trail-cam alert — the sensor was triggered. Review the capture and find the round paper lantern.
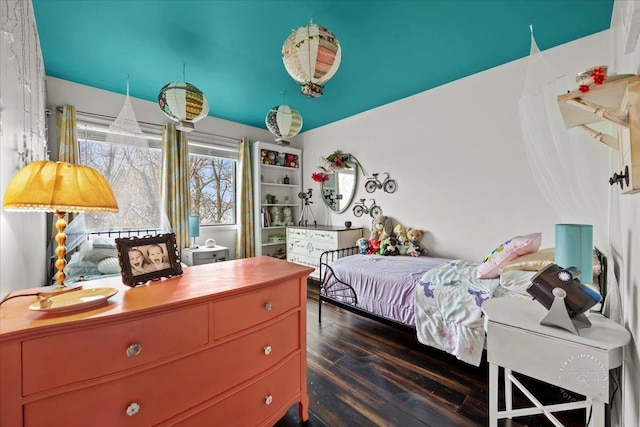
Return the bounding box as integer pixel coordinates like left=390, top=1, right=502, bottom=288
left=282, top=23, right=341, bottom=98
left=158, top=82, right=209, bottom=131
left=265, top=105, right=303, bottom=146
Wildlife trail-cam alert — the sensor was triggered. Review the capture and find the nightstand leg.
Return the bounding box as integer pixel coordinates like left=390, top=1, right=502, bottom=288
left=489, top=362, right=498, bottom=427
left=505, top=368, right=513, bottom=416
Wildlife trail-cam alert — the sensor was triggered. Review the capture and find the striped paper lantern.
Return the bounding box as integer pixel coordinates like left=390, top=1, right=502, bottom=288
left=265, top=105, right=303, bottom=146
left=282, top=23, right=341, bottom=98
left=158, top=82, right=209, bottom=132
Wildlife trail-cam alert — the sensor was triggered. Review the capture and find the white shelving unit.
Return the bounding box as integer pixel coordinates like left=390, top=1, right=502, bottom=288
left=252, top=141, right=302, bottom=258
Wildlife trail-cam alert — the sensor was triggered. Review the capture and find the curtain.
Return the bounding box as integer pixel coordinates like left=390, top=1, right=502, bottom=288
left=161, top=123, right=190, bottom=249
left=57, top=105, right=78, bottom=163
left=518, top=27, right=625, bottom=425
left=235, top=138, right=254, bottom=258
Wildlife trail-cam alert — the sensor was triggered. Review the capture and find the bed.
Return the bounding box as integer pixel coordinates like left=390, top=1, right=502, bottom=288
left=319, top=245, right=607, bottom=366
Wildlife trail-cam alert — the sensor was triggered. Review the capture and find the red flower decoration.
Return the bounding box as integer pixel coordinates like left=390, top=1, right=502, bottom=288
left=589, top=67, right=607, bottom=86
left=312, top=172, right=330, bottom=182
left=579, top=84, right=590, bottom=93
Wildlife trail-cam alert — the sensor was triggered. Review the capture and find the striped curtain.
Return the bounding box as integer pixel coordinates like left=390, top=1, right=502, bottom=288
left=161, top=123, right=190, bottom=249
left=56, top=105, right=78, bottom=163
left=235, top=138, right=254, bottom=258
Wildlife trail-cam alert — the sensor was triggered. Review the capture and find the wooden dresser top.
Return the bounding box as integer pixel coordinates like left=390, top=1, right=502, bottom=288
left=0, top=256, right=313, bottom=341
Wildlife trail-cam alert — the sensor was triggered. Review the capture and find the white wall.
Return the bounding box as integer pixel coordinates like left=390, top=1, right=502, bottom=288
left=0, top=0, right=48, bottom=298
left=295, top=33, right=612, bottom=262
left=45, top=76, right=275, bottom=260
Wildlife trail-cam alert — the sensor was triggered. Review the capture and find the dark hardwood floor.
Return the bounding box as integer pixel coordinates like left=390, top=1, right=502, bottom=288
left=275, top=281, right=590, bottom=427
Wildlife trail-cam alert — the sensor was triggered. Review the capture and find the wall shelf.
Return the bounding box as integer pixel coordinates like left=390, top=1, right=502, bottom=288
left=557, top=74, right=640, bottom=193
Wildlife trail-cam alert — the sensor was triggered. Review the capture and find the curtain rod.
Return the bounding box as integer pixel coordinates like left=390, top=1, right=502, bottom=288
left=56, top=108, right=242, bottom=143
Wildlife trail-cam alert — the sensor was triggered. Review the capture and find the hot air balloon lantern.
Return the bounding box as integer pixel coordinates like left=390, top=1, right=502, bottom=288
left=158, top=81, right=209, bottom=132
left=282, top=23, right=342, bottom=98
left=265, top=104, right=303, bottom=146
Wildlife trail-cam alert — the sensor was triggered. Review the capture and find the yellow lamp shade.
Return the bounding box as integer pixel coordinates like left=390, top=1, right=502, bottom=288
left=3, top=161, right=119, bottom=213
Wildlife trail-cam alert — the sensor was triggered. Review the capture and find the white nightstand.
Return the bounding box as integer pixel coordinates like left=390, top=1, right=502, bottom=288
left=181, top=245, right=229, bottom=266
left=482, top=297, right=630, bottom=427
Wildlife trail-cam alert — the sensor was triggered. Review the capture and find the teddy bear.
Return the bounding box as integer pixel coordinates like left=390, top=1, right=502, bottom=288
left=282, top=206, right=293, bottom=225
left=370, top=214, right=393, bottom=241
left=406, top=228, right=428, bottom=257
left=275, top=152, right=286, bottom=166
left=285, top=153, right=299, bottom=168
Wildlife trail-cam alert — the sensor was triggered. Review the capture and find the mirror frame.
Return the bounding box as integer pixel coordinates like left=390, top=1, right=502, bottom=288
left=320, top=165, right=358, bottom=214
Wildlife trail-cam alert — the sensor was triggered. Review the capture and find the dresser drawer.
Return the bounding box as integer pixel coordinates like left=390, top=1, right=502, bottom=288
left=287, top=238, right=335, bottom=257
left=23, top=305, right=209, bottom=395
left=212, top=279, right=300, bottom=339
left=23, top=314, right=300, bottom=427
left=175, top=354, right=302, bottom=427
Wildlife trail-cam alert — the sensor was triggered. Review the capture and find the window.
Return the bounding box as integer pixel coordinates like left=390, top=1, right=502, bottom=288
left=77, top=122, right=237, bottom=232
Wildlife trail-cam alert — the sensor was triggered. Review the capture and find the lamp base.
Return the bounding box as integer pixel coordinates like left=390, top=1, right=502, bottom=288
left=37, top=282, right=84, bottom=297
left=189, top=244, right=199, bottom=249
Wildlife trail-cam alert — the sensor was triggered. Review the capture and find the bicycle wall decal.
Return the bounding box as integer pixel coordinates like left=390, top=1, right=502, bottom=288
left=365, top=172, right=398, bottom=193
left=352, top=198, right=383, bottom=218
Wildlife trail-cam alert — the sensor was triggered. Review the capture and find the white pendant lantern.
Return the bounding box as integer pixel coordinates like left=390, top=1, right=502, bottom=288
left=158, top=82, right=209, bottom=132
left=265, top=104, right=303, bottom=146
left=282, top=23, right=341, bottom=98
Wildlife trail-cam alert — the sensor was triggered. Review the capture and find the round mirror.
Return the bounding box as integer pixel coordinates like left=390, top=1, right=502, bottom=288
left=321, top=166, right=358, bottom=213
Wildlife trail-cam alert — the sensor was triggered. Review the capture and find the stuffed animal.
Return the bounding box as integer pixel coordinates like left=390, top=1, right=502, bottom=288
left=393, top=224, right=408, bottom=246
left=270, top=206, right=282, bottom=226
left=286, top=153, right=299, bottom=168
left=357, top=238, right=369, bottom=255
left=275, top=152, right=286, bottom=166
left=406, top=228, right=428, bottom=257
left=282, top=206, right=293, bottom=225
left=370, top=214, right=393, bottom=241
left=383, top=236, right=400, bottom=256
left=368, top=239, right=381, bottom=255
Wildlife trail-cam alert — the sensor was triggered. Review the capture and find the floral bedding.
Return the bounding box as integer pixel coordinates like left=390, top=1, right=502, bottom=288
left=414, top=260, right=501, bottom=366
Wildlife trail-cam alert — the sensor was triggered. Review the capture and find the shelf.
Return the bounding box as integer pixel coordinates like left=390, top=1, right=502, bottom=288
left=557, top=74, right=640, bottom=194
left=262, top=226, right=286, bottom=230
left=260, top=163, right=300, bottom=171
left=261, top=242, right=286, bottom=247
left=262, top=204, right=297, bottom=207
left=260, top=182, right=298, bottom=187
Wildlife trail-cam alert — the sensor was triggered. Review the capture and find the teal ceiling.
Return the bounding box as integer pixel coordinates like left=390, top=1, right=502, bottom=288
left=32, top=0, right=614, bottom=132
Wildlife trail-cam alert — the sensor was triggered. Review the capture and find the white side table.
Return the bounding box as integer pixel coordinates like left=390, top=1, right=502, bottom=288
left=181, top=245, right=229, bottom=266
left=482, top=297, right=630, bottom=427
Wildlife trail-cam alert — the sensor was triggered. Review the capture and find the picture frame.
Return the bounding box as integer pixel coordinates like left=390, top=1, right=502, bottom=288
left=115, top=233, right=183, bottom=287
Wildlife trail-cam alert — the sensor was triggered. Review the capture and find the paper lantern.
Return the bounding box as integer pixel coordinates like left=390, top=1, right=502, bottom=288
left=158, top=82, right=209, bottom=132
left=265, top=104, right=303, bottom=146
left=282, top=23, right=341, bottom=98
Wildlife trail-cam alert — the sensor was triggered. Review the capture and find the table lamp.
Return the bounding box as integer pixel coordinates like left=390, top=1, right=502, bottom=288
left=3, top=161, right=118, bottom=295
left=555, top=224, right=593, bottom=283
left=189, top=215, right=200, bottom=248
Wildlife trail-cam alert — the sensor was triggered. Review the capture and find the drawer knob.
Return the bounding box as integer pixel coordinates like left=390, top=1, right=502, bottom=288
left=265, top=301, right=273, bottom=311
left=126, top=343, right=142, bottom=357
left=265, top=395, right=273, bottom=405
left=263, top=345, right=272, bottom=355
left=126, top=402, right=140, bottom=416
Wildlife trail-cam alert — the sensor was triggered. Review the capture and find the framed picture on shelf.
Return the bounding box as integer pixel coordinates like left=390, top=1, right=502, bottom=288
left=115, top=233, right=183, bottom=287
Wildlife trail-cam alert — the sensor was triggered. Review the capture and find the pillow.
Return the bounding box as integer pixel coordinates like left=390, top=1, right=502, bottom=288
left=476, top=233, right=542, bottom=279
left=498, top=247, right=602, bottom=276
left=98, top=257, right=121, bottom=274
left=499, top=270, right=537, bottom=291
left=79, top=240, right=118, bottom=263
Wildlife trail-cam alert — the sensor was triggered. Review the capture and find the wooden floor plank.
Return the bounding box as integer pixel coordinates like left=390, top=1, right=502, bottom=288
left=275, top=281, right=587, bottom=426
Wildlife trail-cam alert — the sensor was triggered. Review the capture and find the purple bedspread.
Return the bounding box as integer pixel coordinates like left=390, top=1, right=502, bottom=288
left=322, top=254, right=451, bottom=326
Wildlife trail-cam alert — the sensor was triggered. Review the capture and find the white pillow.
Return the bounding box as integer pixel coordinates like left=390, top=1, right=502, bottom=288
left=98, top=257, right=121, bottom=274
left=499, top=270, right=537, bottom=292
